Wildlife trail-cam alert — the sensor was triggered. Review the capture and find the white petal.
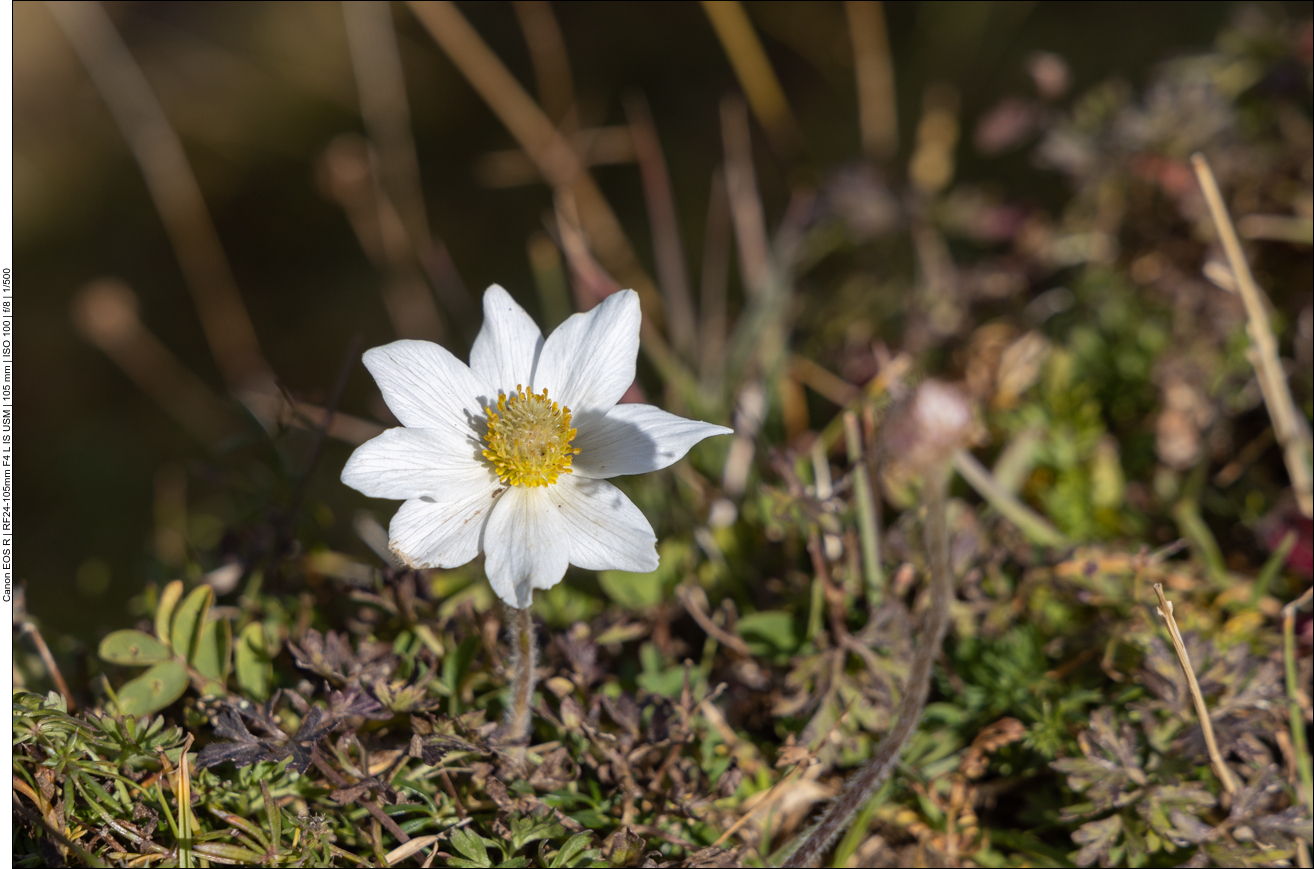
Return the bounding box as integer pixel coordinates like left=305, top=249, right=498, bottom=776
left=388, top=481, right=502, bottom=570
left=534, top=289, right=640, bottom=424
left=554, top=476, right=658, bottom=572
left=341, top=427, right=494, bottom=500
left=572, top=404, right=733, bottom=479
left=483, top=486, right=570, bottom=608
left=363, top=340, right=490, bottom=430
left=469, top=284, right=544, bottom=396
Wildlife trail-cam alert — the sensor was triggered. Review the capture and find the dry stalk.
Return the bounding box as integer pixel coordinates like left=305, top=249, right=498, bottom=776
left=406, top=0, right=693, bottom=396
left=781, top=464, right=956, bottom=867
left=512, top=0, right=575, bottom=125
left=845, top=1, right=898, bottom=161
left=21, top=621, right=76, bottom=712
left=47, top=1, right=277, bottom=421
left=1192, top=154, right=1313, bottom=519
left=342, top=1, right=448, bottom=343
left=711, top=697, right=860, bottom=850
left=699, top=1, right=801, bottom=157
left=1150, top=583, right=1239, bottom=795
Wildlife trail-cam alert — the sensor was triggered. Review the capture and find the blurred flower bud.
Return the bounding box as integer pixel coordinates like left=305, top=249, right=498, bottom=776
left=1027, top=51, right=1071, bottom=100
left=884, top=380, right=979, bottom=474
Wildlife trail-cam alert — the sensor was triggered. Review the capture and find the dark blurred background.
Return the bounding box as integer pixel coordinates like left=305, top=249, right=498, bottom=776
left=14, top=0, right=1279, bottom=643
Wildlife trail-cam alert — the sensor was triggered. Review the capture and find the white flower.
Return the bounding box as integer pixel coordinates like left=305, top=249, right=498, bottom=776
left=342, top=285, right=732, bottom=609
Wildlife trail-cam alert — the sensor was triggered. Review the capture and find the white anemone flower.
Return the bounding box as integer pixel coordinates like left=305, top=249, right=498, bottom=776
left=342, top=285, right=732, bottom=609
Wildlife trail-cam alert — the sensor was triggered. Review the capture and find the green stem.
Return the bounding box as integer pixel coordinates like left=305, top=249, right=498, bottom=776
left=1284, top=590, right=1314, bottom=820
left=845, top=411, right=884, bottom=607
left=953, top=449, right=1069, bottom=548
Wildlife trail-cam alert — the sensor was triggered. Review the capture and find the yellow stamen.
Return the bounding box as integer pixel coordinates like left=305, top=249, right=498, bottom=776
left=482, top=385, right=580, bottom=488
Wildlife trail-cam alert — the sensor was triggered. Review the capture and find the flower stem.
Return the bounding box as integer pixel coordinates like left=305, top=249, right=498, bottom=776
left=781, top=464, right=955, bottom=868
left=844, top=411, right=884, bottom=608
left=506, top=605, right=538, bottom=745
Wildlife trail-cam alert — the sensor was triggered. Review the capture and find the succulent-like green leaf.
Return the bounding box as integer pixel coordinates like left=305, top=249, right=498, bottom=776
left=99, top=630, right=173, bottom=667
left=235, top=622, right=271, bottom=701
left=171, top=585, right=214, bottom=665
left=115, top=660, right=189, bottom=717
left=192, top=616, right=231, bottom=696
left=155, top=579, right=185, bottom=650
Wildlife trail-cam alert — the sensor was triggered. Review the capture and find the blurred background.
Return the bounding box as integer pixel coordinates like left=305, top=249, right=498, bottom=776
left=15, top=0, right=1311, bottom=650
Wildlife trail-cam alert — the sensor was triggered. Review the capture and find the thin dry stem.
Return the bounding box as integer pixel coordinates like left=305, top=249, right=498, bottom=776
left=342, top=1, right=448, bottom=343
left=512, top=0, right=575, bottom=125
left=1151, top=583, right=1240, bottom=795
left=406, top=1, right=692, bottom=393
left=713, top=697, right=860, bottom=850
left=792, top=356, right=861, bottom=406
left=845, top=1, right=898, bottom=161
left=71, top=280, right=248, bottom=450
left=48, top=1, right=276, bottom=419
left=343, top=0, right=432, bottom=259
left=1192, top=154, right=1313, bottom=519
left=310, top=747, right=411, bottom=844
left=782, top=465, right=956, bottom=867
left=626, top=93, right=698, bottom=361
left=700, top=1, right=800, bottom=158
left=405, top=1, right=660, bottom=313
left=22, top=621, right=76, bottom=712
left=698, top=169, right=732, bottom=385
left=677, top=585, right=753, bottom=657
left=720, top=97, right=771, bottom=299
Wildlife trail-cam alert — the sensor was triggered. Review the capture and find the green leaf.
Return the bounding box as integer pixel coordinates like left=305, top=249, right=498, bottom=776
left=597, top=539, right=689, bottom=612
left=115, top=661, right=189, bottom=717
left=236, top=622, right=272, bottom=701
left=509, top=816, right=562, bottom=852
left=1072, top=814, right=1124, bottom=868
left=155, top=580, right=185, bottom=650
left=549, top=832, right=599, bottom=868
left=99, top=630, right=173, bottom=667
left=442, top=635, right=481, bottom=715
left=192, top=617, right=231, bottom=696
left=448, top=827, right=493, bottom=867
left=171, top=586, right=214, bottom=665
left=736, top=610, right=802, bottom=657
left=192, top=842, right=268, bottom=863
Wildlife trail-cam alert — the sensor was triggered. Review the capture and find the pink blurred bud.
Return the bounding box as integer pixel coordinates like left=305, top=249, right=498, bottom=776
left=884, top=380, right=978, bottom=474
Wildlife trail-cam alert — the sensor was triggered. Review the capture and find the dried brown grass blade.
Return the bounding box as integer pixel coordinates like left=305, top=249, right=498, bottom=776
left=1151, top=583, right=1240, bottom=795
left=700, top=1, right=801, bottom=159
left=48, top=1, right=277, bottom=422
left=626, top=93, right=698, bottom=360
left=72, top=280, right=248, bottom=449
left=1192, top=153, right=1313, bottom=519
left=845, top=1, right=898, bottom=161
left=512, top=0, right=575, bottom=125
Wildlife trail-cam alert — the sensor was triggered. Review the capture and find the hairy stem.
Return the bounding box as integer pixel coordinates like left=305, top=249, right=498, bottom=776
left=781, top=465, right=954, bottom=868
left=506, top=605, right=538, bottom=744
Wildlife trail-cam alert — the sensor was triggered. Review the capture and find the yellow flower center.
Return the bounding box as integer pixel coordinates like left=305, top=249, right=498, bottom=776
left=482, top=385, right=580, bottom=488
